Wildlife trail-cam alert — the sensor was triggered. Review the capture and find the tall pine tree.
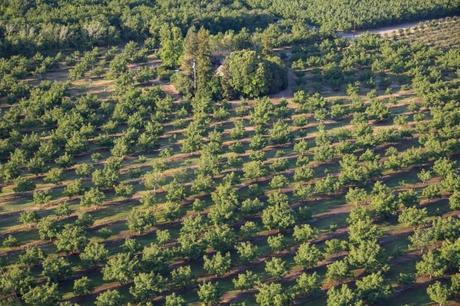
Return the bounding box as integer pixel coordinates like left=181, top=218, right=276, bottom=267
left=159, top=24, right=183, bottom=68
left=180, top=27, right=214, bottom=98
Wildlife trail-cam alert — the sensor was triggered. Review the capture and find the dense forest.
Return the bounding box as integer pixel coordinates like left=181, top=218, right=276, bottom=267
left=1, top=0, right=459, bottom=55
left=0, top=1, right=459, bottom=306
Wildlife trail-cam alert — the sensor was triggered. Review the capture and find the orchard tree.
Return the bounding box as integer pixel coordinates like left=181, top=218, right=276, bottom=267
left=73, top=276, right=91, bottom=295
left=348, top=216, right=382, bottom=244
left=356, top=272, right=391, bottom=304
left=439, top=239, right=460, bottom=268
left=37, top=216, right=59, bottom=240
left=236, top=241, right=258, bottom=263
left=55, top=224, right=88, bottom=254
left=262, top=202, right=295, bottom=230
left=44, top=167, right=63, bottom=184
left=416, top=251, right=447, bottom=279
left=255, top=282, right=289, bottom=306
left=142, top=243, right=168, bottom=272
left=398, top=207, right=428, bottom=227
left=203, top=252, right=231, bottom=276
left=165, top=178, right=186, bottom=202
left=326, top=259, right=351, bottom=284
left=129, top=272, right=165, bottom=301
left=22, top=282, right=61, bottom=306
left=95, top=289, right=121, bottom=306
left=265, top=257, right=286, bottom=279
left=171, top=265, right=193, bottom=288
left=294, top=165, right=314, bottom=182
left=204, top=224, right=236, bottom=251
left=267, top=234, right=286, bottom=253
left=293, top=224, right=317, bottom=242
left=80, top=187, right=105, bottom=206
left=365, top=98, right=389, bottom=121
left=432, top=158, right=455, bottom=178
left=92, top=167, right=118, bottom=190
left=42, top=256, right=71, bottom=281
left=233, top=270, right=260, bottom=290
left=347, top=240, right=382, bottom=271
left=449, top=191, right=460, bottom=210
left=427, top=281, right=450, bottom=306
left=250, top=97, right=274, bottom=129
left=165, top=293, right=185, bottom=306
left=209, top=182, right=239, bottom=223
left=294, top=272, right=320, bottom=297
left=127, top=207, right=156, bottom=234
left=33, top=190, right=51, bottom=205
left=143, top=170, right=164, bottom=192
left=451, top=273, right=460, bottom=295
left=294, top=242, right=321, bottom=270
left=64, top=179, right=84, bottom=197
left=18, top=211, right=39, bottom=227
left=19, top=247, right=44, bottom=265
left=197, top=282, right=219, bottom=305
left=370, top=181, right=397, bottom=217
left=327, top=284, right=357, bottom=306
left=0, top=264, right=33, bottom=297
left=243, top=160, right=266, bottom=180
left=269, top=120, right=291, bottom=144
left=103, top=253, right=138, bottom=284
left=325, top=239, right=347, bottom=257
left=80, top=241, right=109, bottom=264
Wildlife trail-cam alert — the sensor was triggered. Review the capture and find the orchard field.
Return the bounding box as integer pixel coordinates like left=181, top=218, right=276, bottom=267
left=0, top=1, right=459, bottom=306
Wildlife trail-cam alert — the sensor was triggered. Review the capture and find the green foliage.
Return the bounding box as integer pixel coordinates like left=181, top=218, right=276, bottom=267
left=0, top=2, right=459, bottom=306
left=327, top=284, right=357, bottom=306
left=129, top=272, right=165, bottom=301
left=294, top=272, right=320, bottom=296
left=265, top=257, right=286, bottom=279
left=427, top=281, right=450, bottom=306
left=128, top=207, right=156, bottom=234
left=2, top=234, right=17, bottom=247
left=80, top=241, right=109, bottom=264
left=236, top=241, right=258, bottom=263
left=55, top=224, right=88, bottom=253
left=398, top=207, right=428, bottom=227
left=221, top=50, right=287, bottom=98
left=95, top=289, right=121, bottom=306
left=42, top=256, right=71, bottom=281
left=165, top=293, right=185, bottom=306
left=22, top=282, right=61, bottom=306
left=197, top=282, right=219, bottom=305
left=159, top=25, right=183, bottom=68
left=0, top=264, right=33, bottom=296
left=326, top=259, right=351, bottom=283
left=256, top=282, right=289, bottom=306
left=73, top=276, right=91, bottom=295
left=103, top=253, right=138, bottom=284
left=171, top=265, right=193, bottom=287
left=233, top=270, right=260, bottom=290
left=356, top=272, right=391, bottom=303
left=262, top=202, right=295, bottom=230
left=203, top=252, right=231, bottom=276
left=416, top=251, right=447, bottom=279
left=293, top=224, right=317, bottom=242
left=294, top=242, right=321, bottom=269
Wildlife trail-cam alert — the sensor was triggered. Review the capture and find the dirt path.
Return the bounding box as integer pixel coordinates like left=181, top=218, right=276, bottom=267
left=337, top=16, right=451, bottom=39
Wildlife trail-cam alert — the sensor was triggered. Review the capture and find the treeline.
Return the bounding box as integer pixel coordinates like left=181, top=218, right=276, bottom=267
left=0, top=0, right=276, bottom=56
left=1, top=0, right=458, bottom=56
left=264, top=0, right=459, bottom=31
